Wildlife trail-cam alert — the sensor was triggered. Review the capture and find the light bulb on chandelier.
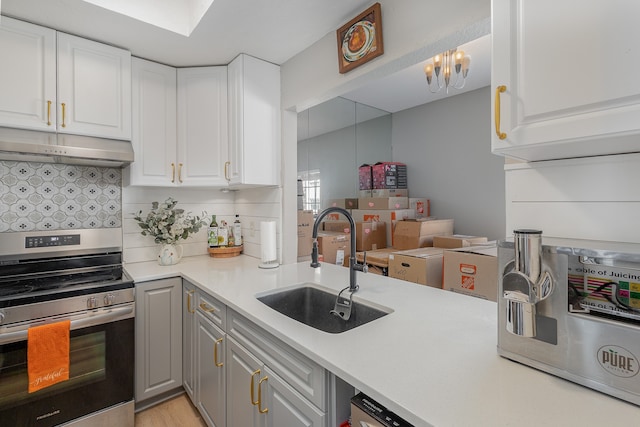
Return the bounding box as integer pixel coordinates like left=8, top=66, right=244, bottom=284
left=424, top=48, right=470, bottom=93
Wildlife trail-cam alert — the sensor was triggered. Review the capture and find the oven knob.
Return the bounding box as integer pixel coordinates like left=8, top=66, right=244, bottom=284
left=87, top=296, right=98, bottom=309
left=104, top=293, right=116, bottom=306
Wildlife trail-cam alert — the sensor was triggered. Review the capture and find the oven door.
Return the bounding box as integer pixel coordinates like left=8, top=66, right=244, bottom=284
left=0, top=304, right=134, bottom=427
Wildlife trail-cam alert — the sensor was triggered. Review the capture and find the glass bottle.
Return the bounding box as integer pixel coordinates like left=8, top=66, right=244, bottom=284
left=218, top=220, right=229, bottom=247
left=233, top=215, right=242, bottom=246
left=208, top=215, right=219, bottom=248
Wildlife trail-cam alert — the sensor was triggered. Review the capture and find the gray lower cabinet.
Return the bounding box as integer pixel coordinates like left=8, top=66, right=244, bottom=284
left=134, top=277, right=183, bottom=405
left=226, top=310, right=327, bottom=427
left=182, top=283, right=352, bottom=427
left=196, top=311, right=226, bottom=427
left=183, top=280, right=197, bottom=403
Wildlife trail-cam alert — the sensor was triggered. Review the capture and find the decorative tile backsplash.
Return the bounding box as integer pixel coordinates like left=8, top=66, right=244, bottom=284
left=0, top=161, right=122, bottom=232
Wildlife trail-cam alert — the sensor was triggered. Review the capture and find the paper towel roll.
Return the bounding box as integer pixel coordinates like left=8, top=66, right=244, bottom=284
left=259, top=221, right=278, bottom=268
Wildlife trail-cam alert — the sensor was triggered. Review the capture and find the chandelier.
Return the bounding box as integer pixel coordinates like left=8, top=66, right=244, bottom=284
left=423, top=48, right=470, bottom=93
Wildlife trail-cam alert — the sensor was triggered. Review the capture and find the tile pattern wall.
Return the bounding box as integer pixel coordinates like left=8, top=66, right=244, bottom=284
left=0, top=161, right=121, bottom=232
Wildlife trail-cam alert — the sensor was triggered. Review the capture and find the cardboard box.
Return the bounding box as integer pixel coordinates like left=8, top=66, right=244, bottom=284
left=410, top=198, right=430, bottom=218
left=345, top=198, right=358, bottom=209
left=433, top=234, right=489, bottom=249
left=351, top=209, right=415, bottom=247
left=297, top=210, right=314, bottom=257
left=443, top=245, right=498, bottom=301
left=358, top=197, right=409, bottom=210
left=371, top=188, right=409, bottom=197
left=372, top=162, right=408, bottom=189
left=359, top=189, right=373, bottom=197
left=388, top=247, right=444, bottom=288
left=359, top=164, right=373, bottom=190
left=355, top=247, right=397, bottom=276
left=393, top=219, right=454, bottom=250
left=324, top=198, right=345, bottom=209
left=351, top=393, right=413, bottom=427
left=317, top=231, right=350, bottom=266
left=322, top=221, right=387, bottom=251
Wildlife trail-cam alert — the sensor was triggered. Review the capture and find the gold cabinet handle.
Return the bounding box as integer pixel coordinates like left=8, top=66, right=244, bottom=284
left=47, top=100, right=52, bottom=126
left=171, top=162, right=176, bottom=183
left=213, top=337, right=223, bottom=367
left=224, top=161, right=230, bottom=181
left=178, top=162, right=183, bottom=183
left=187, top=290, right=195, bottom=314
left=199, top=302, right=214, bottom=313
left=61, top=102, right=66, bottom=128
left=250, top=369, right=261, bottom=405
left=494, top=85, right=507, bottom=140
left=258, top=376, right=269, bottom=414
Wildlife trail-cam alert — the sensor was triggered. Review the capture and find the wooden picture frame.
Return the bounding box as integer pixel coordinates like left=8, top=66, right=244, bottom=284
left=336, top=2, right=384, bottom=74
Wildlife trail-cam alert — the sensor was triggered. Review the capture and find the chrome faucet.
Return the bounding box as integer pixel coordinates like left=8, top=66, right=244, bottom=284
left=310, top=207, right=367, bottom=292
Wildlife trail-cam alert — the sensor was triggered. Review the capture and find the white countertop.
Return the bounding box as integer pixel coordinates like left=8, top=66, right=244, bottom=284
left=125, top=255, right=640, bottom=426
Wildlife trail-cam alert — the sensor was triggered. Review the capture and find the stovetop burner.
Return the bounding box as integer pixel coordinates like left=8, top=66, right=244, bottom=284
left=0, top=251, right=132, bottom=309
left=0, top=284, right=35, bottom=298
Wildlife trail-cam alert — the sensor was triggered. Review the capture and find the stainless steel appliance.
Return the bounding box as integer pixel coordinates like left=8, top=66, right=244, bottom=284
left=498, top=230, right=640, bottom=405
left=0, top=228, right=134, bottom=426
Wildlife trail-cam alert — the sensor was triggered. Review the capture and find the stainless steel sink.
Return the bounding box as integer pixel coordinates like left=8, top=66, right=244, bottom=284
left=256, top=284, right=392, bottom=333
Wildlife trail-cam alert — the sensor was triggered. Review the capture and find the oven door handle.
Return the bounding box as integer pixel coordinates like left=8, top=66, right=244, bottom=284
left=0, top=303, right=135, bottom=345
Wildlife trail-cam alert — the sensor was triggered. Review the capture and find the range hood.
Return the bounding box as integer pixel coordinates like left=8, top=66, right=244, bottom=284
left=0, top=127, right=134, bottom=167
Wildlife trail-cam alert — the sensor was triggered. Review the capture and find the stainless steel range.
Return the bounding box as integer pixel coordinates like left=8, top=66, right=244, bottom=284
left=0, top=228, right=134, bottom=427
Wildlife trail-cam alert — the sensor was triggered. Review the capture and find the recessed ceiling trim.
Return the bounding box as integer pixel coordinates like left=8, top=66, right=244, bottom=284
left=81, top=0, right=214, bottom=36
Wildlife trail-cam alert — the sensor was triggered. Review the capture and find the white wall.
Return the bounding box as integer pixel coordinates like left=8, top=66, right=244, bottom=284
left=123, top=186, right=281, bottom=263
left=280, top=0, right=491, bottom=263
left=392, top=86, right=505, bottom=240
left=505, top=153, right=640, bottom=243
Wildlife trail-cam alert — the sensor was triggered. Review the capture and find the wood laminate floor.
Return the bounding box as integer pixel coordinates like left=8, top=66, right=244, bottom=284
left=135, top=394, right=207, bottom=427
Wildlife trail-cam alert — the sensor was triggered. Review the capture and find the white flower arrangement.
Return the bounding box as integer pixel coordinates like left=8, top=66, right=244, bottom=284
left=133, top=198, right=207, bottom=245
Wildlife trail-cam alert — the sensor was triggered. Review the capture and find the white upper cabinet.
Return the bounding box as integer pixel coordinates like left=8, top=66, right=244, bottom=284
left=227, top=54, right=280, bottom=187
left=128, top=58, right=177, bottom=186
left=491, top=0, right=640, bottom=161
left=57, top=32, right=131, bottom=140
left=177, top=67, right=229, bottom=186
left=0, top=17, right=56, bottom=131
left=0, top=17, right=131, bottom=140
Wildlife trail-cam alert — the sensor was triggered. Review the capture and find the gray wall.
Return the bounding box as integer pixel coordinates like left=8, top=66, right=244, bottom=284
left=392, top=86, right=505, bottom=240
left=298, top=114, right=392, bottom=203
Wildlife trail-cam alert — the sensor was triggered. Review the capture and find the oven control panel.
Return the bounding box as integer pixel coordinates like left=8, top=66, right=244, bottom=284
left=25, top=234, right=80, bottom=248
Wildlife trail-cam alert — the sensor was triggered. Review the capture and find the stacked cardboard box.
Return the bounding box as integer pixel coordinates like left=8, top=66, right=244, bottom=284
left=351, top=209, right=415, bottom=248
left=372, top=162, right=407, bottom=190
left=297, top=210, right=314, bottom=259
left=442, top=245, right=498, bottom=301
left=322, top=220, right=387, bottom=252
left=316, top=231, right=350, bottom=266
left=393, top=219, right=454, bottom=250
left=388, top=247, right=445, bottom=288
left=433, top=234, right=489, bottom=249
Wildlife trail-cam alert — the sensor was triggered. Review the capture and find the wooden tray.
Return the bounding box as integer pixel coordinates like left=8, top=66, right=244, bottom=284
left=208, top=245, right=243, bottom=258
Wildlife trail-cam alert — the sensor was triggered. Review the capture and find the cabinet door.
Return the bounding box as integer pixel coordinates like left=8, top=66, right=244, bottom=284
left=227, top=54, right=280, bottom=186
left=263, top=366, right=325, bottom=427
left=183, top=281, right=197, bottom=403
left=492, top=0, right=640, bottom=161
left=226, top=336, right=265, bottom=427
left=57, top=32, right=131, bottom=140
left=177, top=67, right=228, bottom=186
left=134, top=278, right=182, bottom=403
left=0, top=17, right=56, bottom=131
left=196, top=313, right=226, bottom=427
left=129, top=58, right=177, bottom=186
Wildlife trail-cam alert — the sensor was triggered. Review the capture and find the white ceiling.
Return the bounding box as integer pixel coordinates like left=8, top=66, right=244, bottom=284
left=1, top=0, right=491, bottom=114
left=1, top=0, right=374, bottom=66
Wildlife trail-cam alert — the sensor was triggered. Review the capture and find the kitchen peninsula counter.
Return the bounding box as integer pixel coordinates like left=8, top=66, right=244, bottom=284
left=125, top=255, right=638, bottom=426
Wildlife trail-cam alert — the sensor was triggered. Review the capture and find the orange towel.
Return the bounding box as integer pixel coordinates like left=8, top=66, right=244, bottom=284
left=28, top=320, right=71, bottom=393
